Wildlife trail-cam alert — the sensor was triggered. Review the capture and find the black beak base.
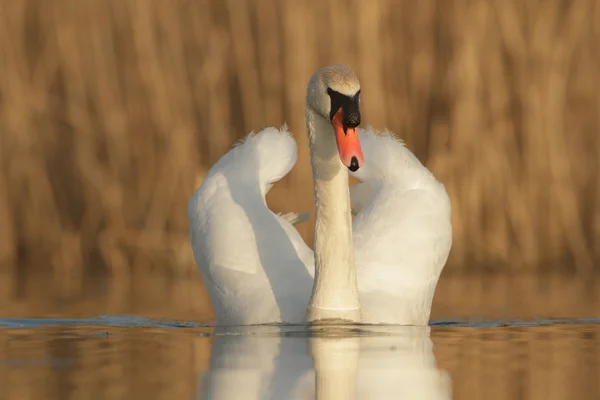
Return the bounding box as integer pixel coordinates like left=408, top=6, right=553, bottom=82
left=327, top=87, right=361, bottom=131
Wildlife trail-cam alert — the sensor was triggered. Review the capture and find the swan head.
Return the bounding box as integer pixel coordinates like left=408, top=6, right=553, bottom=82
left=306, top=64, right=363, bottom=172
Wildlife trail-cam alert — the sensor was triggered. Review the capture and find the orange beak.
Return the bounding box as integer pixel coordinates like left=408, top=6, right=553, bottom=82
left=332, top=108, right=364, bottom=171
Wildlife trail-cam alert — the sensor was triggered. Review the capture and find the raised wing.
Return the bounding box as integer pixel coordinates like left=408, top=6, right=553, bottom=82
left=187, top=127, right=315, bottom=326
left=349, top=129, right=453, bottom=324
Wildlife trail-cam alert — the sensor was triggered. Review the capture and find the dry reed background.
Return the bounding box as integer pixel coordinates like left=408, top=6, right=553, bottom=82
left=1, top=0, right=600, bottom=320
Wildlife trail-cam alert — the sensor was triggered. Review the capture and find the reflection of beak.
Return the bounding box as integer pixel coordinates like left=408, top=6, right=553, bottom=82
left=332, top=108, right=364, bottom=172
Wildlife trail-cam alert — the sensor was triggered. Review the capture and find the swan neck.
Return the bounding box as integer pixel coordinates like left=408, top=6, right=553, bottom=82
left=305, top=108, right=361, bottom=323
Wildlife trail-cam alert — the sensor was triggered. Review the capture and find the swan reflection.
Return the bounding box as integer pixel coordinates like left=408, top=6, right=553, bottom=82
left=197, top=325, right=451, bottom=400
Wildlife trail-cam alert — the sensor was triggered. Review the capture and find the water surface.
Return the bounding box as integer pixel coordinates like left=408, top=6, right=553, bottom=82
left=1, top=316, right=599, bottom=399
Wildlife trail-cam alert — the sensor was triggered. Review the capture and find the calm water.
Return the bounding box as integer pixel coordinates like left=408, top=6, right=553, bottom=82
left=0, top=317, right=599, bottom=399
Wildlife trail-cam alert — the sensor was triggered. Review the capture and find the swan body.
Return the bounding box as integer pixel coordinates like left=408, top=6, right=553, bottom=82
left=187, top=65, right=452, bottom=326
left=351, top=131, right=452, bottom=324
left=187, top=128, right=315, bottom=325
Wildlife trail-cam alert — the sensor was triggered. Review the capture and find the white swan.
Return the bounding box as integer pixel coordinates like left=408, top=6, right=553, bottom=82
left=187, top=64, right=452, bottom=326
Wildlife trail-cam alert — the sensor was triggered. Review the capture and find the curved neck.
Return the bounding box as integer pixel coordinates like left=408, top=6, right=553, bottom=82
left=305, top=107, right=361, bottom=323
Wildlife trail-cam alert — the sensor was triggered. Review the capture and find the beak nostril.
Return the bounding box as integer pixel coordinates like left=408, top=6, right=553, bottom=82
left=348, top=156, right=360, bottom=172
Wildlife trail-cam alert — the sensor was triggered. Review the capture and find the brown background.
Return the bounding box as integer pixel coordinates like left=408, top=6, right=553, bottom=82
left=2, top=0, right=600, bottom=318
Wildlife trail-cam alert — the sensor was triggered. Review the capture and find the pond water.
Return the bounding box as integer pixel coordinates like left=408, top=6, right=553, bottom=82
left=1, top=317, right=599, bottom=399
left=1, top=270, right=599, bottom=399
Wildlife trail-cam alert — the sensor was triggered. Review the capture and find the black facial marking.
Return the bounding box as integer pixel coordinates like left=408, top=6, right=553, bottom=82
left=327, top=88, right=361, bottom=132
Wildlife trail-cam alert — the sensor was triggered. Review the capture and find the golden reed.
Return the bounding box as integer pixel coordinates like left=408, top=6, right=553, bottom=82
left=1, top=0, right=599, bottom=285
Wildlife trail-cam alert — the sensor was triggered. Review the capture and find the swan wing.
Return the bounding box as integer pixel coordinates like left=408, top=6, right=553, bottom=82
left=187, top=126, right=315, bottom=325
left=349, top=128, right=453, bottom=324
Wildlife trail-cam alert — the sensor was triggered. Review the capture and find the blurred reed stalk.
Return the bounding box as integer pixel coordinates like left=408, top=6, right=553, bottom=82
left=0, top=0, right=599, bottom=296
